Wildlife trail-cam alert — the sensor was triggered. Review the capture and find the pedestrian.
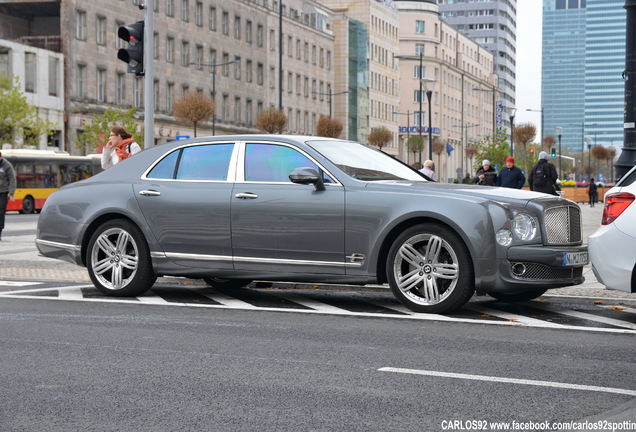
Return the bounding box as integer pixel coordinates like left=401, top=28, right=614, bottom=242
left=496, top=156, right=525, bottom=189
left=101, top=126, right=142, bottom=169
left=419, top=159, right=437, bottom=181
left=529, top=151, right=559, bottom=195
left=0, top=151, right=17, bottom=241
left=587, top=178, right=598, bottom=207
left=474, top=159, right=497, bottom=186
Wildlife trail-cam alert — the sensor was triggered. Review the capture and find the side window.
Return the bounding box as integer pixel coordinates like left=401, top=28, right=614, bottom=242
left=147, top=149, right=180, bottom=179
left=176, top=144, right=233, bottom=180
left=244, top=143, right=333, bottom=183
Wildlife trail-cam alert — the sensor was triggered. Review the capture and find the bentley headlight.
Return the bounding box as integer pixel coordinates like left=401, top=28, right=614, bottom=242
left=496, top=229, right=513, bottom=246
left=513, top=213, right=537, bottom=241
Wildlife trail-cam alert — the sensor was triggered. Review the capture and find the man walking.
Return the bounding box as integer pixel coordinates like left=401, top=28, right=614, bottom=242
left=529, top=151, right=559, bottom=195
left=496, top=156, right=525, bottom=189
left=0, top=151, right=17, bottom=240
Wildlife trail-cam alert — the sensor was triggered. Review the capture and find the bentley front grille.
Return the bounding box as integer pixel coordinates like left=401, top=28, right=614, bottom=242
left=544, top=205, right=582, bottom=244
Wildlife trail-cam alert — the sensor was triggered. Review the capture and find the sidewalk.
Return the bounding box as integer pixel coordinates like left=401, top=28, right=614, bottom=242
left=1, top=204, right=634, bottom=299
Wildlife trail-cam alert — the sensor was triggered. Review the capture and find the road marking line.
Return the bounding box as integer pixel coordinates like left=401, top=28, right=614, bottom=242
left=378, top=368, right=636, bottom=396
left=464, top=304, right=564, bottom=328
left=57, top=286, right=85, bottom=300
left=270, top=293, right=352, bottom=314
left=530, top=303, right=636, bottom=330
left=0, top=285, right=94, bottom=295
left=136, top=294, right=169, bottom=304
left=0, top=281, right=42, bottom=287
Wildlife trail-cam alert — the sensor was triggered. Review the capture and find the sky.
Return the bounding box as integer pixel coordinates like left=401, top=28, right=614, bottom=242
left=513, top=0, right=543, bottom=127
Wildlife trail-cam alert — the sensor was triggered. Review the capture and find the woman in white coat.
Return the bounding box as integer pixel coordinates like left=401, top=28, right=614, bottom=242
left=101, top=126, right=142, bottom=169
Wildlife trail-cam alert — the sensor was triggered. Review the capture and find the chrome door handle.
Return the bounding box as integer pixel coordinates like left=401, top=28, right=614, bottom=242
left=234, top=192, right=258, bottom=199
left=139, top=190, right=161, bottom=196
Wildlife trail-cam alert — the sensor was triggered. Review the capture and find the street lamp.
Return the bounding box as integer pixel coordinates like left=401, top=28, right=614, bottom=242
left=554, top=126, right=563, bottom=180
left=393, top=110, right=410, bottom=163
left=395, top=53, right=425, bottom=164
left=191, top=59, right=239, bottom=135
left=421, top=78, right=436, bottom=161
left=312, top=90, right=349, bottom=118
left=585, top=137, right=593, bottom=180
left=526, top=108, right=544, bottom=146
left=473, top=86, right=497, bottom=145
left=507, top=107, right=517, bottom=157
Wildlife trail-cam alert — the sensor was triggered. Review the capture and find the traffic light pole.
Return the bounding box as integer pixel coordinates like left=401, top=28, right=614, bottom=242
left=144, top=0, right=154, bottom=147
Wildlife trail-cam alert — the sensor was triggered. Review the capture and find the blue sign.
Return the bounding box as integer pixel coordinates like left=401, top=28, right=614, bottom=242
left=176, top=135, right=190, bottom=140
left=397, top=126, right=441, bottom=134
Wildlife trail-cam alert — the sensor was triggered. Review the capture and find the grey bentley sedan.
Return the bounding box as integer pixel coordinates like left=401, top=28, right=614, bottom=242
left=36, top=135, right=588, bottom=313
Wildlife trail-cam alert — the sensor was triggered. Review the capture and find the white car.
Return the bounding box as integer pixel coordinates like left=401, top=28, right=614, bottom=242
left=589, top=164, right=636, bottom=292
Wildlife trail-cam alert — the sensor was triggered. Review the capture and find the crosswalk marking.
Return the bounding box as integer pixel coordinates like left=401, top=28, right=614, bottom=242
left=137, top=294, right=170, bottom=304
left=201, top=292, right=258, bottom=309
left=530, top=303, right=636, bottom=330
left=464, top=304, right=564, bottom=328
left=269, top=292, right=351, bottom=314
left=57, top=287, right=85, bottom=300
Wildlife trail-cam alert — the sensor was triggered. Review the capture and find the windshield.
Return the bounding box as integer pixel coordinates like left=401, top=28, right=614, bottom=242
left=307, top=140, right=426, bottom=182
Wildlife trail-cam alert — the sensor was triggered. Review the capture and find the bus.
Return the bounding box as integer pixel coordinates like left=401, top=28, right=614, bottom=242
left=2, top=149, right=103, bottom=214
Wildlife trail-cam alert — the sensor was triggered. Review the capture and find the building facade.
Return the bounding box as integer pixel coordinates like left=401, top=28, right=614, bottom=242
left=396, top=0, right=497, bottom=181
left=437, top=0, right=516, bottom=132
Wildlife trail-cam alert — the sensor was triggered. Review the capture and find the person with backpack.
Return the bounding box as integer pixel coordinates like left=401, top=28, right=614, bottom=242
left=101, top=126, right=142, bottom=169
left=587, top=178, right=598, bottom=207
left=529, top=151, right=559, bottom=195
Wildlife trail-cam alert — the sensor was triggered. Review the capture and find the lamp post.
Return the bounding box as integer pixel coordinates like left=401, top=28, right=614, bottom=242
left=526, top=108, right=544, bottom=146
left=554, top=126, right=563, bottom=180
left=191, top=59, right=238, bottom=135
left=421, top=78, right=436, bottom=161
left=586, top=137, right=593, bottom=179
left=507, top=107, right=517, bottom=157
left=395, top=53, right=424, bottom=164
left=473, top=86, right=497, bottom=145
left=312, top=90, right=349, bottom=118
left=393, top=110, right=411, bottom=163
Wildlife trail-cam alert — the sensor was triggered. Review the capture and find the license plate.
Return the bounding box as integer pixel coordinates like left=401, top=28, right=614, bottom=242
left=563, top=251, right=589, bottom=266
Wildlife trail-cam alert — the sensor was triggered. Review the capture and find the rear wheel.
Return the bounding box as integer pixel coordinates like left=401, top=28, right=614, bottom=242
left=87, top=219, right=157, bottom=296
left=202, top=278, right=252, bottom=289
left=488, top=289, right=547, bottom=302
left=19, top=195, right=35, bottom=214
left=386, top=223, right=474, bottom=313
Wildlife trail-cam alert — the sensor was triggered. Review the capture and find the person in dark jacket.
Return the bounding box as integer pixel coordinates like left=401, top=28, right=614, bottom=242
left=0, top=152, right=17, bottom=241
left=529, top=151, right=559, bottom=195
left=474, top=159, right=497, bottom=186
left=588, top=178, right=598, bottom=207
left=496, top=156, right=525, bottom=189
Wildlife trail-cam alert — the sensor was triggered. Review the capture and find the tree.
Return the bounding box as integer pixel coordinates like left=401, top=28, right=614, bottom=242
left=78, top=107, right=143, bottom=153
left=591, top=145, right=608, bottom=179
left=316, top=116, right=343, bottom=138
left=0, top=72, right=56, bottom=148
left=465, top=144, right=479, bottom=175
left=513, top=123, right=537, bottom=175
left=173, top=91, right=214, bottom=137
left=542, top=135, right=556, bottom=151
left=256, top=108, right=288, bottom=134
left=407, top=136, right=424, bottom=168
left=474, top=131, right=510, bottom=174
left=368, top=126, right=393, bottom=150
left=432, top=137, right=445, bottom=176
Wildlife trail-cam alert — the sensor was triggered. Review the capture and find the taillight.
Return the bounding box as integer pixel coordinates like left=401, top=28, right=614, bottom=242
left=602, top=192, right=635, bottom=225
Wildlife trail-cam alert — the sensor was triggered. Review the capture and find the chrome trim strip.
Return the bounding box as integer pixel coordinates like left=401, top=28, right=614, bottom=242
left=35, top=239, right=80, bottom=252
left=162, top=252, right=362, bottom=267
left=150, top=251, right=168, bottom=259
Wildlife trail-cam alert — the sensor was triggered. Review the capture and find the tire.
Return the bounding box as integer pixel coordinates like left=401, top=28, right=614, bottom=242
left=19, top=195, right=35, bottom=214
left=202, top=278, right=252, bottom=289
left=86, top=219, right=157, bottom=296
left=386, top=223, right=474, bottom=314
left=488, top=289, right=547, bottom=302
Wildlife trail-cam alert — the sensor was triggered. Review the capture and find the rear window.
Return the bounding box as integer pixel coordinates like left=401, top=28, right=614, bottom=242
left=147, top=143, right=234, bottom=181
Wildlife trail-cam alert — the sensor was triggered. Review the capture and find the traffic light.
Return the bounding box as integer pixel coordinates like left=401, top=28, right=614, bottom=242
left=529, top=148, right=535, bottom=155
left=551, top=147, right=557, bottom=157
left=117, top=21, right=144, bottom=75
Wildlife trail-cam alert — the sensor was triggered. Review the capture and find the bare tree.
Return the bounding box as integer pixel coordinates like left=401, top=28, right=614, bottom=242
left=368, top=126, right=393, bottom=150
left=173, top=91, right=214, bottom=137
left=465, top=144, right=479, bottom=175
left=513, top=123, right=537, bottom=175
left=255, top=108, right=288, bottom=134
left=432, top=137, right=445, bottom=177
left=542, top=135, right=556, bottom=151
left=316, top=116, right=343, bottom=138
left=407, top=136, right=424, bottom=167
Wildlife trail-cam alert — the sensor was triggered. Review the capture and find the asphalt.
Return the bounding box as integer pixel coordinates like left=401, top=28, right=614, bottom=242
left=1, top=203, right=635, bottom=300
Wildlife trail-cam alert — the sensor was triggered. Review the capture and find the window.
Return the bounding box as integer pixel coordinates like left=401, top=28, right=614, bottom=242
left=234, top=97, right=241, bottom=124
left=181, top=41, right=189, bottom=66
left=134, top=77, right=142, bottom=107
left=222, top=53, right=229, bottom=76
left=222, top=11, right=229, bottom=36
left=167, top=82, right=174, bottom=112
left=154, top=31, right=160, bottom=59
left=195, top=1, right=202, bottom=26
left=416, top=44, right=424, bottom=56
left=166, top=37, right=174, bottom=63
left=414, top=65, right=425, bottom=79
left=166, top=0, right=174, bottom=17
left=148, top=144, right=234, bottom=181
left=296, top=39, right=301, bottom=59
left=246, top=20, right=252, bottom=44
left=77, top=64, right=85, bottom=98
left=25, top=53, right=36, bottom=93
left=96, top=16, right=106, bottom=45
left=154, top=79, right=160, bottom=110
left=234, top=57, right=241, bottom=80
left=49, top=56, right=59, bottom=96
left=195, top=45, right=203, bottom=67
left=257, top=24, right=263, bottom=47
left=246, top=99, right=253, bottom=125
left=116, top=72, right=125, bottom=104
left=246, top=60, right=253, bottom=83
left=97, top=68, right=106, bottom=102
left=257, top=63, right=263, bottom=86
left=181, top=0, right=188, bottom=21
left=245, top=144, right=325, bottom=183
left=235, top=16, right=241, bottom=39
left=416, top=20, right=425, bottom=33
left=269, top=29, right=275, bottom=51
left=76, top=10, right=86, bottom=40
left=115, top=21, right=125, bottom=49
left=209, top=7, right=216, bottom=31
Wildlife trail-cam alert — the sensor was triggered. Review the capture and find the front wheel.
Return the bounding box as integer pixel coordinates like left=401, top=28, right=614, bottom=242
left=386, top=223, right=474, bottom=313
left=488, top=289, right=547, bottom=302
left=86, top=219, right=157, bottom=296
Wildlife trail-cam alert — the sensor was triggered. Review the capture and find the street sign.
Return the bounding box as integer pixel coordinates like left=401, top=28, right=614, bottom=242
left=175, top=135, right=190, bottom=140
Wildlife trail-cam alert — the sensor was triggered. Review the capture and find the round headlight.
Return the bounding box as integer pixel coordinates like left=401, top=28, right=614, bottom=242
left=496, top=229, right=513, bottom=246
left=513, top=213, right=537, bottom=241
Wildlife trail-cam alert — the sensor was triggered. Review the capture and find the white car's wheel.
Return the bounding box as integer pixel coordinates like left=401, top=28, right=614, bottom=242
left=387, top=224, right=474, bottom=313
left=87, top=219, right=157, bottom=296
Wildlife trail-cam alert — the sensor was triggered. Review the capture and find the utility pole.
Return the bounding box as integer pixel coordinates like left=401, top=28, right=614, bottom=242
left=144, top=0, right=154, bottom=147
left=618, top=0, right=636, bottom=178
